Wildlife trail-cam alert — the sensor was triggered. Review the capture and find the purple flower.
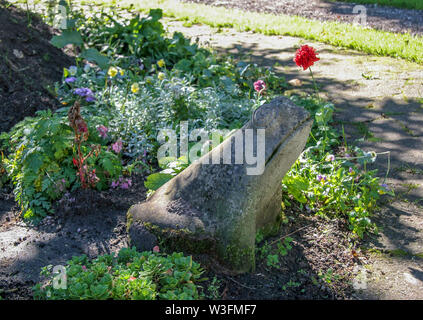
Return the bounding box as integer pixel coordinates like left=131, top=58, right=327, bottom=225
left=112, top=140, right=123, bottom=154
left=74, top=87, right=93, bottom=97
left=97, top=125, right=108, bottom=139
left=85, top=95, right=96, bottom=102
left=138, top=59, right=145, bottom=70
left=349, top=167, right=354, bottom=173
left=317, top=175, right=327, bottom=182
left=111, top=181, right=119, bottom=188
left=381, top=183, right=390, bottom=191
left=65, top=77, right=77, bottom=84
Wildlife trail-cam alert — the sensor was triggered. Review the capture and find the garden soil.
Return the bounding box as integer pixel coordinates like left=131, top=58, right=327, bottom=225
left=0, top=0, right=73, bottom=134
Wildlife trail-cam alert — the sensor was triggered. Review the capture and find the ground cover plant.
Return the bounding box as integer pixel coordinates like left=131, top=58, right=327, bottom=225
left=33, top=247, right=206, bottom=300
left=1, top=0, right=393, bottom=300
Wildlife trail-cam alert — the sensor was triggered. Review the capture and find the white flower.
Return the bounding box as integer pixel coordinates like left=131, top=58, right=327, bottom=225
left=69, top=66, right=78, bottom=76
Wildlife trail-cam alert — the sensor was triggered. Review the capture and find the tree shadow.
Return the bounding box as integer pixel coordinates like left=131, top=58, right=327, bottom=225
left=210, top=39, right=423, bottom=298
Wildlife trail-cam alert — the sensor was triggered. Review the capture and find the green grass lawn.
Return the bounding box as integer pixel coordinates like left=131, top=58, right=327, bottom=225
left=87, top=0, right=423, bottom=65
left=330, top=0, right=423, bottom=10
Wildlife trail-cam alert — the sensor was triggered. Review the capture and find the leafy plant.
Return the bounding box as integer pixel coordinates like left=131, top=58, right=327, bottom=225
left=1, top=109, right=122, bottom=221
left=145, top=156, right=189, bottom=192
left=49, top=0, right=109, bottom=69
left=277, top=237, right=293, bottom=256
left=33, top=247, right=206, bottom=300
left=281, top=96, right=388, bottom=238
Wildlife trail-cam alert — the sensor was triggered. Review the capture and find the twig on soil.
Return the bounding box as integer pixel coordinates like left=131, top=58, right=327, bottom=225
left=226, top=276, right=256, bottom=291
left=4, top=55, right=19, bottom=72
left=1, top=288, right=18, bottom=293
left=268, top=225, right=311, bottom=246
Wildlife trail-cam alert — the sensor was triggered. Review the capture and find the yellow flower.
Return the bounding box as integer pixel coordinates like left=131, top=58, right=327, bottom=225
left=131, top=83, right=139, bottom=93
left=158, top=72, right=165, bottom=81
left=157, top=59, right=165, bottom=68
left=119, top=69, right=125, bottom=76
left=108, top=66, right=118, bottom=78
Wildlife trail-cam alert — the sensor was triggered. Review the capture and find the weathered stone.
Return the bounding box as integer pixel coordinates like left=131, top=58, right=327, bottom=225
left=127, top=96, right=313, bottom=273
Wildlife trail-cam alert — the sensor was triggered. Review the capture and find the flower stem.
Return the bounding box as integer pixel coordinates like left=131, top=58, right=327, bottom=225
left=309, top=67, right=320, bottom=102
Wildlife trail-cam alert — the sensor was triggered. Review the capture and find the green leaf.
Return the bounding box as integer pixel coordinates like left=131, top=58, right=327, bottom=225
left=80, top=48, right=110, bottom=70
left=174, top=59, right=192, bottom=72
left=282, top=176, right=309, bottom=203
left=148, top=8, right=163, bottom=22
left=26, top=153, right=43, bottom=173
left=315, top=103, right=334, bottom=126
left=51, top=30, right=83, bottom=48
left=144, top=173, right=173, bottom=191
left=101, top=158, right=114, bottom=173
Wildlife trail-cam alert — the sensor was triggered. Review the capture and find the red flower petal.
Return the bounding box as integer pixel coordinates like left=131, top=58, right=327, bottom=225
left=294, top=45, right=320, bottom=70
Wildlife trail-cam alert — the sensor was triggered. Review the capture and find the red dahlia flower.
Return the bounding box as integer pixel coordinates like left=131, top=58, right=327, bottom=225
left=294, top=45, right=320, bottom=70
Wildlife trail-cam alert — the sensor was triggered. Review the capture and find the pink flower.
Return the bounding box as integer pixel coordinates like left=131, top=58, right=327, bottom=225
left=112, top=140, right=123, bottom=154
left=153, top=246, right=160, bottom=253
left=326, top=154, right=335, bottom=162
left=88, top=169, right=99, bottom=186
left=82, top=265, right=87, bottom=271
left=111, top=177, right=132, bottom=189
left=254, top=80, right=266, bottom=93
left=128, top=276, right=136, bottom=282
left=97, top=125, right=108, bottom=139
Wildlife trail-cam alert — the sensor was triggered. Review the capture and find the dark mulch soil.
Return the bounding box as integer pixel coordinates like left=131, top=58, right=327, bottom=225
left=183, top=0, right=423, bottom=36
left=0, top=0, right=73, bottom=134
left=0, top=174, right=147, bottom=300
left=1, top=183, right=361, bottom=300
left=204, top=210, right=361, bottom=300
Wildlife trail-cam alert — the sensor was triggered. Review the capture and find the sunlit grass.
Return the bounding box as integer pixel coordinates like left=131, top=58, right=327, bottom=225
left=83, top=0, right=423, bottom=65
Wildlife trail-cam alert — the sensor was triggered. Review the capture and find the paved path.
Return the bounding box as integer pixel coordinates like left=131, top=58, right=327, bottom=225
left=184, top=0, right=423, bottom=35
left=165, top=20, right=423, bottom=299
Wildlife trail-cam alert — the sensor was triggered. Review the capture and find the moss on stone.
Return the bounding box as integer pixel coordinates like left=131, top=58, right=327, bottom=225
left=222, top=243, right=256, bottom=273
left=141, top=222, right=216, bottom=254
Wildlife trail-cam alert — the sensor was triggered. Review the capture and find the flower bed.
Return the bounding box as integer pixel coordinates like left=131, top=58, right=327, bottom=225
left=0, top=2, right=391, bottom=300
